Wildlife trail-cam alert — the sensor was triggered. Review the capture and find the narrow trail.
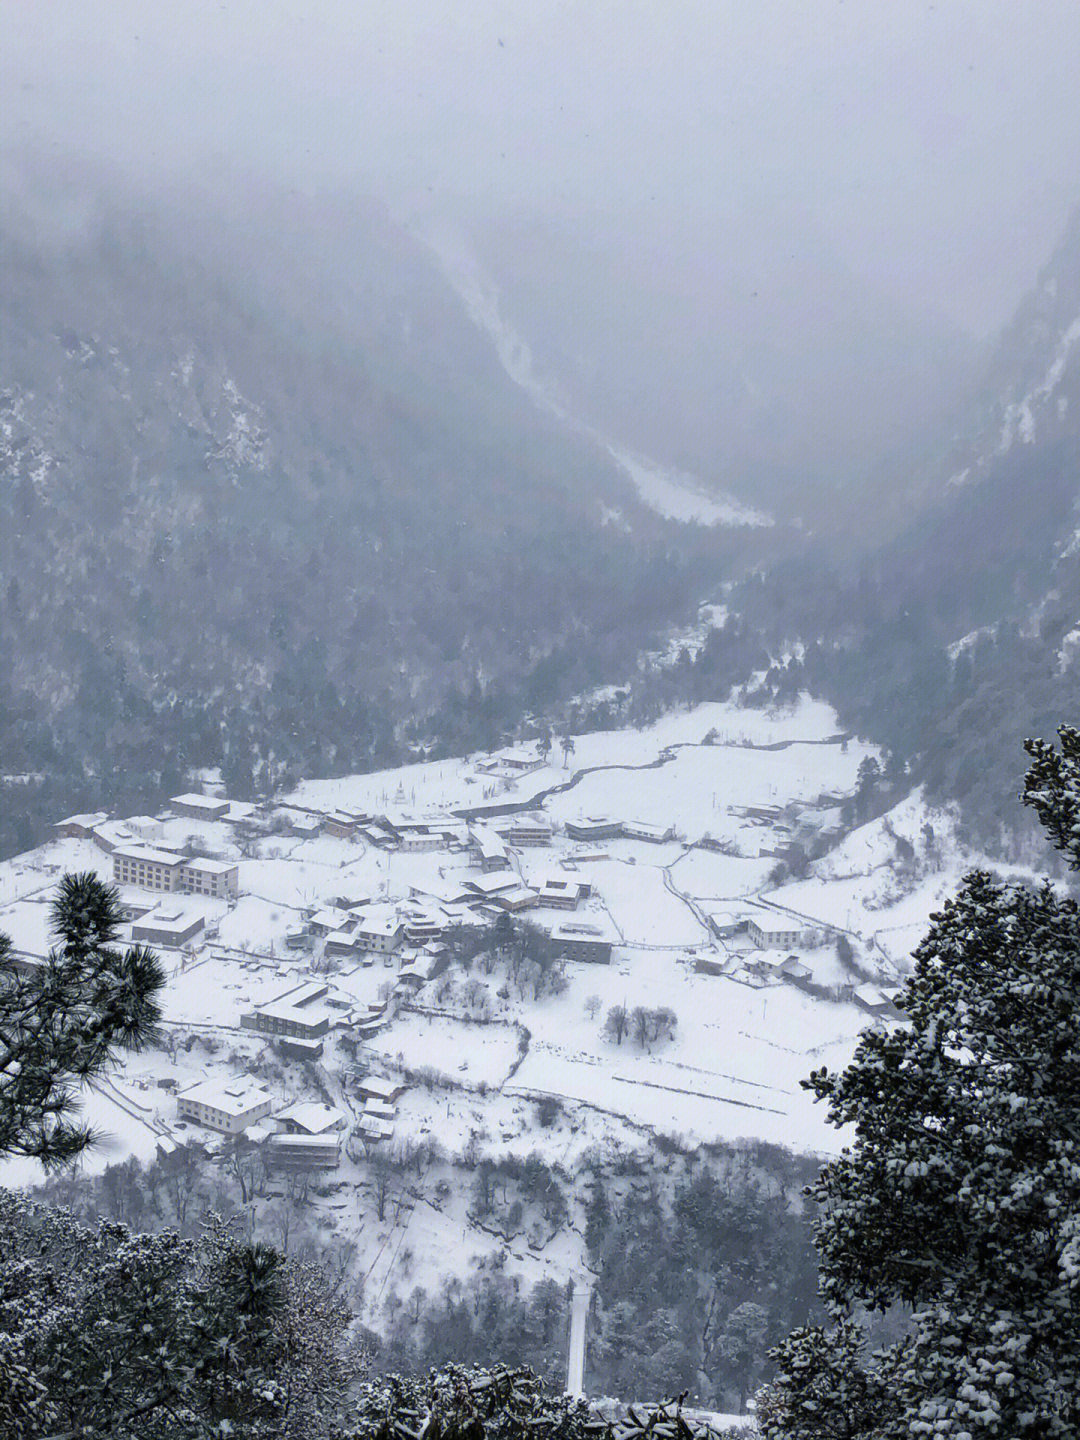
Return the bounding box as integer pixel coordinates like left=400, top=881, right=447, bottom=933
left=661, top=858, right=712, bottom=938
left=452, top=732, right=848, bottom=822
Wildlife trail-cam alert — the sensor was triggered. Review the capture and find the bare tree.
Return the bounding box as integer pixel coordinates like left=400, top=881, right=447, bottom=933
left=584, top=993, right=602, bottom=1021
left=370, top=1148, right=394, bottom=1222
left=631, top=1005, right=651, bottom=1049
left=652, top=1006, right=678, bottom=1042
left=159, top=1142, right=200, bottom=1228
left=604, top=1004, right=629, bottom=1046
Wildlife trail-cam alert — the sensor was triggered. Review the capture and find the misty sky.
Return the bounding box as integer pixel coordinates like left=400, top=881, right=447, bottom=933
left=4, top=0, right=1080, bottom=336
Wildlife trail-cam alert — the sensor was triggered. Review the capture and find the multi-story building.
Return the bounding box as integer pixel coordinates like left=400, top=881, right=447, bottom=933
left=494, top=813, right=553, bottom=847
left=492, top=885, right=540, bottom=913
left=548, top=919, right=616, bottom=965
left=747, top=918, right=806, bottom=949
left=111, top=848, right=239, bottom=901
left=267, top=1101, right=347, bottom=1169
left=176, top=1078, right=274, bottom=1135
left=468, top=825, right=512, bottom=872
left=565, top=815, right=623, bottom=842
left=112, top=846, right=186, bottom=892
left=351, top=905, right=404, bottom=954
left=181, top=856, right=239, bottom=900
left=242, top=981, right=331, bottom=1042
left=534, top=876, right=589, bottom=909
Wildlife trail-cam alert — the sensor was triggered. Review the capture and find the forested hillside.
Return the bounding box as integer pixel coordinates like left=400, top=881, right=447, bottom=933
left=0, top=164, right=748, bottom=857
left=717, top=201, right=1080, bottom=854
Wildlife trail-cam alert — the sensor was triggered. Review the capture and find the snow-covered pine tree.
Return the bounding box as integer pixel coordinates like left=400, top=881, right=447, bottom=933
left=0, top=871, right=165, bottom=1164
left=760, top=727, right=1080, bottom=1439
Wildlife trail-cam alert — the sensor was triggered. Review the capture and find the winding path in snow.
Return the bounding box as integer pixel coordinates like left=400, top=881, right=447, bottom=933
left=451, top=732, right=849, bottom=823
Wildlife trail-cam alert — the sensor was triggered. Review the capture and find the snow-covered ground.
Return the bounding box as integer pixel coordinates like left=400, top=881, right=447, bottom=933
left=420, top=222, right=770, bottom=532
left=0, top=690, right=1018, bottom=1329
left=606, top=445, right=772, bottom=529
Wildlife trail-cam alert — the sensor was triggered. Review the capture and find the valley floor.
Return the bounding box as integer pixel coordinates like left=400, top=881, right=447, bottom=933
left=0, top=690, right=1034, bottom=1328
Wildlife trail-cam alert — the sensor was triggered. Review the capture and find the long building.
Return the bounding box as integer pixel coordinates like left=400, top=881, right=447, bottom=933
left=177, top=1078, right=274, bottom=1135
left=112, top=847, right=239, bottom=901
left=170, top=793, right=231, bottom=821
left=242, top=981, right=330, bottom=1041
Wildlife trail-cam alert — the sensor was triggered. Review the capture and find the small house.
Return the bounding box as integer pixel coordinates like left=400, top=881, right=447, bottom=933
left=549, top=919, right=617, bottom=965
left=171, top=793, right=231, bottom=822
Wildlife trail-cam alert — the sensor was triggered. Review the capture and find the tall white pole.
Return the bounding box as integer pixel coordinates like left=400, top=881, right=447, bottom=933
left=567, top=1273, right=592, bottom=1398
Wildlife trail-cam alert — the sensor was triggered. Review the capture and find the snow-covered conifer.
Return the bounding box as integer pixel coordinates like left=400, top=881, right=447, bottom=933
left=763, top=729, right=1080, bottom=1438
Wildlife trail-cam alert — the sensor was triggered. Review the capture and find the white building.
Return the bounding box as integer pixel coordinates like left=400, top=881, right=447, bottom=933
left=181, top=856, right=239, bottom=900
left=468, top=825, right=512, bottom=872
left=747, top=917, right=807, bottom=949
left=112, top=848, right=239, bottom=901
left=268, top=1100, right=347, bottom=1168
left=565, top=815, right=623, bottom=841
left=351, top=904, right=404, bottom=954
left=112, top=845, right=186, bottom=892
left=177, top=1078, right=274, bottom=1135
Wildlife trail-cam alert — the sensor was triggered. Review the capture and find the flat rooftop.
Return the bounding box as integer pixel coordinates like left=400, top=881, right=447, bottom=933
left=113, top=845, right=186, bottom=867
left=182, top=856, right=238, bottom=874
left=178, top=1077, right=273, bottom=1116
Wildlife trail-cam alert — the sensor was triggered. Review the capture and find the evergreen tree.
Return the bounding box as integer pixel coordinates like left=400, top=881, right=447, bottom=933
left=0, top=872, right=165, bottom=1165
left=762, top=728, right=1080, bottom=1438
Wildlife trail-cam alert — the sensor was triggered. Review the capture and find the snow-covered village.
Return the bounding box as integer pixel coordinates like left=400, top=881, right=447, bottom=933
left=0, top=686, right=1026, bottom=1356
left=6, top=9, right=1080, bottom=1435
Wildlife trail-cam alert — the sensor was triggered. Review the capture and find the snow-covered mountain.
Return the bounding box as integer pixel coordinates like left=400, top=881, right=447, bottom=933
left=0, top=160, right=767, bottom=859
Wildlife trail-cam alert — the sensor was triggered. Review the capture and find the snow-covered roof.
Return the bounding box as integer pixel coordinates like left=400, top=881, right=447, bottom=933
left=274, top=1100, right=347, bottom=1134
left=54, top=811, right=109, bottom=830
left=182, top=856, right=237, bottom=875
left=352, top=905, right=404, bottom=938
left=358, top=1075, right=404, bottom=1100
left=853, top=984, right=894, bottom=1010
left=178, top=1077, right=273, bottom=1117
left=464, top=872, right=520, bottom=895
left=268, top=1131, right=341, bottom=1150
left=536, top=875, right=586, bottom=894
left=494, top=885, right=539, bottom=905
left=171, top=793, right=229, bottom=812
left=749, top=916, right=806, bottom=934
left=267, top=981, right=328, bottom=1009
left=113, top=845, right=186, bottom=867
left=494, top=812, right=552, bottom=833
left=550, top=918, right=619, bottom=945
left=134, top=905, right=204, bottom=933
left=359, top=1116, right=395, bottom=1138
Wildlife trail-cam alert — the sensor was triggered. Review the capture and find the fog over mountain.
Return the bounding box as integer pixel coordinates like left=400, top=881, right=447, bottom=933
left=6, top=7, right=1080, bottom=1433
left=6, top=3, right=1080, bottom=531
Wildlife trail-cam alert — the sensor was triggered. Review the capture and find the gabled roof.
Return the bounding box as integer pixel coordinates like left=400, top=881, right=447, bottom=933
left=274, top=1100, right=347, bottom=1134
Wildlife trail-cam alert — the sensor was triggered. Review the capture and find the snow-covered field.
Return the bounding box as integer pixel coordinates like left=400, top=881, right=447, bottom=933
left=0, top=689, right=1017, bottom=1333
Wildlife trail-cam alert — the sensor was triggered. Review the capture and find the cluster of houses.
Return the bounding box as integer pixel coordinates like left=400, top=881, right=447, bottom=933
left=174, top=1082, right=354, bottom=1167
left=171, top=1067, right=408, bottom=1163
